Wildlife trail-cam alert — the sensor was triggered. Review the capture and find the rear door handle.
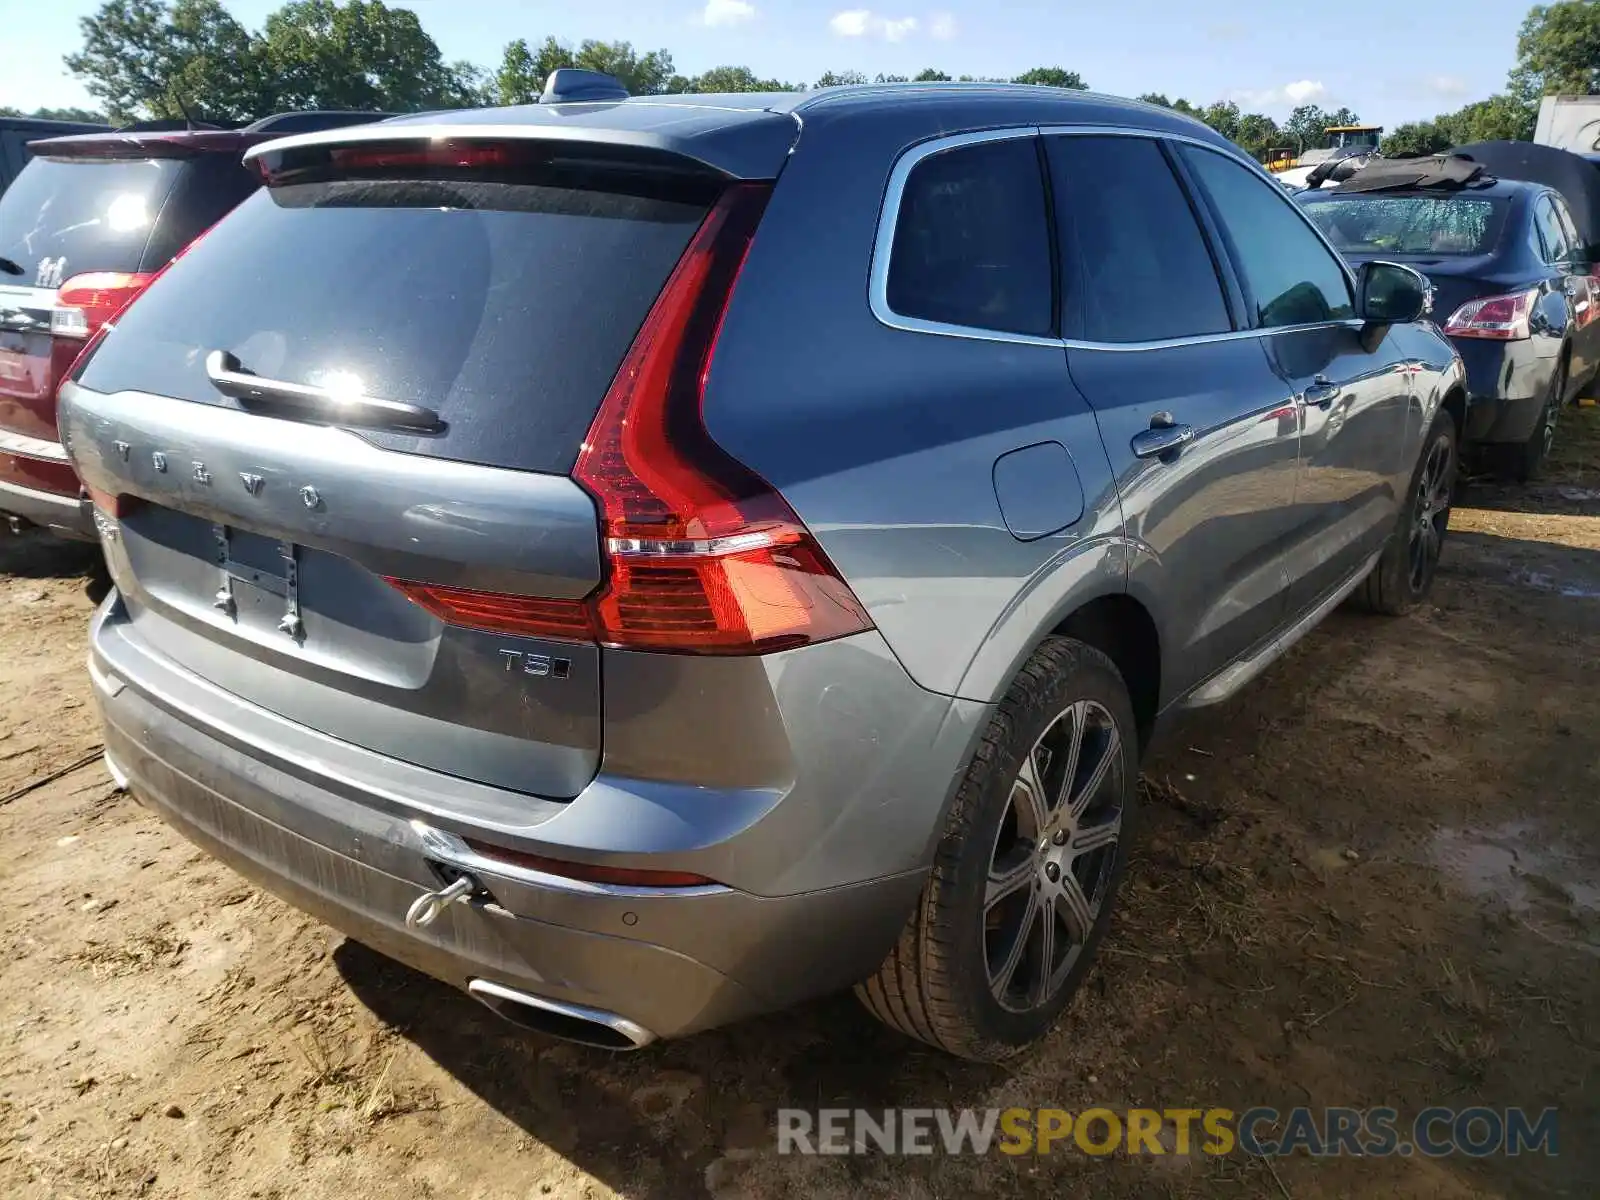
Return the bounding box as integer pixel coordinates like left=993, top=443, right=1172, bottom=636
left=1130, top=422, right=1196, bottom=460
left=1301, top=375, right=1342, bottom=408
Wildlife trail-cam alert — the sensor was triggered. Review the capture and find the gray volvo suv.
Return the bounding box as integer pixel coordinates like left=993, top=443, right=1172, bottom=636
left=60, top=80, right=1465, bottom=1061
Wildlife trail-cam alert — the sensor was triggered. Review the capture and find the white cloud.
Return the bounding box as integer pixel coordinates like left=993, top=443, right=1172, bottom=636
left=1233, top=79, right=1328, bottom=110
left=930, top=12, right=957, bottom=40
left=1427, top=74, right=1469, bottom=98
left=701, top=0, right=756, bottom=26
left=1283, top=79, right=1326, bottom=105
left=830, top=9, right=872, bottom=35
left=830, top=10, right=919, bottom=41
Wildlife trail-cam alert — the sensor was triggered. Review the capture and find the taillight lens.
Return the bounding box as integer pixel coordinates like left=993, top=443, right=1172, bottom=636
left=1443, top=288, right=1539, bottom=340
left=383, top=579, right=594, bottom=641
left=382, top=183, right=874, bottom=656
left=51, top=272, right=157, bottom=342
left=573, top=182, right=873, bottom=655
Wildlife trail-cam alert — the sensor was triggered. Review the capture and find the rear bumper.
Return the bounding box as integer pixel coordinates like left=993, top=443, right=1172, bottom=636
left=1453, top=334, right=1559, bottom=446
left=0, top=476, right=94, bottom=540
left=89, top=596, right=955, bottom=1041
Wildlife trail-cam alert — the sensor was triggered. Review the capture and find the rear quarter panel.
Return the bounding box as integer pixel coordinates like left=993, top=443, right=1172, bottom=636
left=701, top=106, right=1128, bottom=706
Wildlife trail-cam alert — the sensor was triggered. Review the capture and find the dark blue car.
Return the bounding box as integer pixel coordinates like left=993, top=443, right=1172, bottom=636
left=1300, top=164, right=1600, bottom=479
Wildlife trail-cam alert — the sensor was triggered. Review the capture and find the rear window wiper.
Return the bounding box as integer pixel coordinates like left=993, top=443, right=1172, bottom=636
left=205, top=350, right=443, bottom=434
left=0, top=256, right=25, bottom=276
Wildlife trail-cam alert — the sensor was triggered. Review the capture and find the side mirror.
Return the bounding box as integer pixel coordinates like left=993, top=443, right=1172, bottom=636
left=1357, top=261, right=1432, bottom=324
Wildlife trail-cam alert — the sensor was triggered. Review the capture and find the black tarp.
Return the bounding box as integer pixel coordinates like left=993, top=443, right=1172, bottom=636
left=1329, top=153, right=1487, bottom=193
left=1453, top=139, right=1600, bottom=257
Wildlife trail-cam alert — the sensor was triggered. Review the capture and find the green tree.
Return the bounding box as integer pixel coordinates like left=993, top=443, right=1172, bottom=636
left=568, top=40, right=675, bottom=95
left=1512, top=0, right=1600, bottom=100
left=681, top=65, right=798, bottom=92
left=1235, top=112, right=1284, bottom=160
left=491, top=36, right=576, bottom=104
left=1137, top=92, right=1171, bottom=107
left=1284, top=103, right=1333, bottom=151
left=65, top=0, right=267, bottom=122
left=1012, top=67, right=1088, bottom=89
left=814, top=70, right=868, bottom=87
left=1324, top=106, right=1363, bottom=128
left=1200, top=99, right=1242, bottom=141
left=875, top=73, right=910, bottom=83
left=258, top=1, right=478, bottom=111
left=1381, top=122, right=1452, bottom=155
left=914, top=68, right=951, bottom=82
left=1451, top=93, right=1539, bottom=141
left=0, top=105, right=109, bottom=122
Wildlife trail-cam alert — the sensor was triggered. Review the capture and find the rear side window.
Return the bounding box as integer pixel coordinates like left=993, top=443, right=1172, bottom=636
left=1533, top=196, right=1572, bottom=264
left=1045, top=135, right=1231, bottom=344
left=0, top=157, right=184, bottom=284
left=1181, top=146, right=1355, bottom=329
left=77, top=164, right=715, bottom=475
left=885, top=137, right=1053, bottom=337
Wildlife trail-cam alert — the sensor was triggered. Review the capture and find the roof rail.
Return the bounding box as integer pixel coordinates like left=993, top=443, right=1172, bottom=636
left=242, top=111, right=396, bottom=135
left=540, top=69, right=630, bottom=104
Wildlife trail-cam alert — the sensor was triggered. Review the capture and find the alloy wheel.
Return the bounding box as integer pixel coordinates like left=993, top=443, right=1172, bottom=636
left=984, top=700, right=1125, bottom=1013
left=1409, top=432, right=1454, bottom=593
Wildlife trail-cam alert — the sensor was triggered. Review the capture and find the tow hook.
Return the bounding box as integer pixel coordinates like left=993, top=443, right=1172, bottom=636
left=404, top=873, right=480, bottom=929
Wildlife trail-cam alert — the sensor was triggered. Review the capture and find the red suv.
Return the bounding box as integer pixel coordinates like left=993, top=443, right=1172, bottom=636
left=0, top=113, right=385, bottom=538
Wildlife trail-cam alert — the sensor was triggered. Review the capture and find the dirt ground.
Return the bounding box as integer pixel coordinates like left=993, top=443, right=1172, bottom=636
left=2, top=412, right=1597, bottom=1200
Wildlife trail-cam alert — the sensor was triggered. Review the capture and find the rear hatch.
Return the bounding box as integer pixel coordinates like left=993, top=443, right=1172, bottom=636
left=60, top=124, right=795, bottom=799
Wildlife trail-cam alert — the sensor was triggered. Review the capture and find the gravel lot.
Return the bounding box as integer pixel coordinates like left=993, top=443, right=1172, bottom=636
left=2, top=411, right=1597, bottom=1200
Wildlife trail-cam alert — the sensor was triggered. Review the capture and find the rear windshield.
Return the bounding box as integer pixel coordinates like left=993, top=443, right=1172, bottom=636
left=0, top=156, right=183, bottom=283
left=77, top=168, right=714, bottom=474
left=1300, top=193, right=1509, bottom=257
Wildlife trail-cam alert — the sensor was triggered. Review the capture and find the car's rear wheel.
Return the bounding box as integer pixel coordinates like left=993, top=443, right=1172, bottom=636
left=1354, top=406, right=1457, bottom=616
left=1506, top=357, right=1565, bottom=483
left=856, top=637, right=1136, bottom=1061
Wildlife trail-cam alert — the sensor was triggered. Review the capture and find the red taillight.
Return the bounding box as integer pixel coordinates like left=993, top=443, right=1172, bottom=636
left=572, top=183, right=873, bottom=655
left=51, top=272, right=157, bottom=342
left=382, top=183, right=873, bottom=655
left=55, top=226, right=213, bottom=395
left=383, top=579, right=594, bottom=642
left=327, top=142, right=514, bottom=173
left=1443, top=288, right=1539, bottom=340
left=50, top=271, right=157, bottom=394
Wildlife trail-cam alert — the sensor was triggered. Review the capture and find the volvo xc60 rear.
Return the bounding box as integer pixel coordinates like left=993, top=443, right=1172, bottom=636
left=62, top=82, right=1463, bottom=1060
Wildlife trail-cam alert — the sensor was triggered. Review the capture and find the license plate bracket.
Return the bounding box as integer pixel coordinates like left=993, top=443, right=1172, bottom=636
left=212, top=524, right=303, bottom=638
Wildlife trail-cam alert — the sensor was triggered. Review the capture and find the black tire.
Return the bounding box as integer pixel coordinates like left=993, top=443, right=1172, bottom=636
left=1354, top=406, right=1457, bottom=616
left=856, top=637, right=1137, bottom=1061
left=1503, top=357, right=1565, bottom=483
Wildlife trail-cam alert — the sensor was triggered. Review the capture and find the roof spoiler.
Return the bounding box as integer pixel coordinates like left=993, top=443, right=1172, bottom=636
left=540, top=69, right=630, bottom=104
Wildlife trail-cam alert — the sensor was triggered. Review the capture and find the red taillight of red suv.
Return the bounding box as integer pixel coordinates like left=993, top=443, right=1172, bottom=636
left=48, top=271, right=159, bottom=398
left=388, top=183, right=875, bottom=656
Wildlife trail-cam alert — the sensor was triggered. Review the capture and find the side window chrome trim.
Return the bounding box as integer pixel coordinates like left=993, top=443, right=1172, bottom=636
left=869, top=124, right=1366, bottom=352
left=868, top=125, right=1060, bottom=348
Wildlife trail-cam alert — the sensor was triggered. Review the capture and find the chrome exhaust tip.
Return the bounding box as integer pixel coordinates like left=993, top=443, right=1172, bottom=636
left=466, top=979, right=655, bottom=1051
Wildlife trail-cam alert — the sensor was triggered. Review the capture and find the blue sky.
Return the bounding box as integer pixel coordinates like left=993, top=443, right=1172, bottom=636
left=4, top=0, right=1528, bottom=129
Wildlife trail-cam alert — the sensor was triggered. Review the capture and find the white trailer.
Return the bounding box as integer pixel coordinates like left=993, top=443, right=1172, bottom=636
left=1535, top=95, right=1600, bottom=154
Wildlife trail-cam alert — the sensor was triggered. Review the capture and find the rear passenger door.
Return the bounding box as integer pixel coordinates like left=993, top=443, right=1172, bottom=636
left=1045, top=133, right=1302, bottom=703
left=1178, top=143, right=1413, bottom=623
left=1542, top=193, right=1599, bottom=388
